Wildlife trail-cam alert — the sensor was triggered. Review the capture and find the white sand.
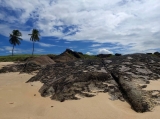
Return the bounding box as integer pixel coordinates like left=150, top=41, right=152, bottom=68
left=0, top=62, right=160, bottom=119
left=145, top=79, right=160, bottom=90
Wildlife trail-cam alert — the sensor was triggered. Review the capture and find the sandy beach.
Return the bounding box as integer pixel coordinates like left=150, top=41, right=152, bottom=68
left=0, top=62, right=160, bottom=119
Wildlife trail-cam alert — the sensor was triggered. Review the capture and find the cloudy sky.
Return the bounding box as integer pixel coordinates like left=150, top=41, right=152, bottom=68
left=0, top=0, right=160, bottom=55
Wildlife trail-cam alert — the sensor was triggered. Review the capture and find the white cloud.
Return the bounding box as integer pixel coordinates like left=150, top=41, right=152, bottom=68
left=97, top=48, right=113, bottom=54
left=4, top=46, right=12, bottom=52
left=0, top=0, right=160, bottom=53
left=38, top=42, right=55, bottom=47
left=90, top=44, right=102, bottom=47
left=3, top=46, right=25, bottom=54
left=86, top=52, right=93, bottom=55
left=91, top=47, right=113, bottom=54
left=34, top=48, right=45, bottom=53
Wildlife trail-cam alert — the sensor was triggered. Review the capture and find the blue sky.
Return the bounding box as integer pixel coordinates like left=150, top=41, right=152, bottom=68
left=0, top=0, right=160, bottom=55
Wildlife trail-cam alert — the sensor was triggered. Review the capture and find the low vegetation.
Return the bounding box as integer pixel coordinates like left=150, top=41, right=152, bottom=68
left=0, top=54, right=40, bottom=62
left=0, top=53, right=97, bottom=62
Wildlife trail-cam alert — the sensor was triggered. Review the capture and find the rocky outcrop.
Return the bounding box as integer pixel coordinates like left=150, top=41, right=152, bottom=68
left=115, top=53, right=122, bottom=56
left=22, top=55, right=55, bottom=72
left=112, top=73, right=154, bottom=112
left=0, top=63, right=23, bottom=73
left=0, top=55, right=55, bottom=73
left=154, top=52, right=160, bottom=57
left=27, top=53, right=160, bottom=112
left=1, top=52, right=160, bottom=112
left=53, top=49, right=83, bottom=62
left=96, top=54, right=113, bottom=58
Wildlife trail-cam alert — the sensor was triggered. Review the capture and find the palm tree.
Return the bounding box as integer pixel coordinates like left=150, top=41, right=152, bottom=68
left=9, top=30, right=22, bottom=56
left=28, top=29, right=40, bottom=56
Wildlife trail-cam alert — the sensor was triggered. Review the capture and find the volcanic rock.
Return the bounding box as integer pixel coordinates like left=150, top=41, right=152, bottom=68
left=23, top=55, right=55, bottom=72
left=0, top=63, right=23, bottom=73
left=115, top=53, right=122, bottom=56
left=26, top=53, right=160, bottom=112
left=154, top=52, right=160, bottom=57
left=96, top=54, right=113, bottom=58
left=53, top=49, right=83, bottom=62
left=1, top=52, right=160, bottom=112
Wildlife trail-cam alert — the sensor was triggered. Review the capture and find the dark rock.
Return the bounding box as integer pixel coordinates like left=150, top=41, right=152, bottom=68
left=146, top=53, right=152, bottom=55
left=47, top=54, right=57, bottom=60
left=65, top=49, right=82, bottom=58
left=146, top=81, right=150, bottom=84
left=154, top=52, right=160, bottom=57
left=117, top=75, right=154, bottom=112
left=103, top=88, right=109, bottom=93
left=140, top=85, right=147, bottom=88
left=78, top=52, right=83, bottom=55
left=0, top=63, right=23, bottom=73
left=2, top=52, right=160, bottom=112
left=115, top=53, right=122, bottom=56
left=26, top=54, right=160, bottom=112
left=53, top=49, right=82, bottom=63
left=96, top=54, right=113, bottom=58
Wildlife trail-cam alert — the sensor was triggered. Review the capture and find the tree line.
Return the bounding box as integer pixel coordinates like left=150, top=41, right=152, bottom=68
left=9, top=29, right=40, bottom=56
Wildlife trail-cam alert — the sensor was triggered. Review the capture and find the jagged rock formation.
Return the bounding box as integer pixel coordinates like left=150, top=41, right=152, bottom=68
left=154, top=52, right=160, bottom=57
left=27, top=53, right=160, bottom=112
left=53, top=49, right=83, bottom=62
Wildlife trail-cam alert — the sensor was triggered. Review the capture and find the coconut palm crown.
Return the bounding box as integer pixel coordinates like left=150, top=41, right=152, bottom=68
left=9, top=30, right=22, bottom=56
left=28, top=29, right=40, bottom=56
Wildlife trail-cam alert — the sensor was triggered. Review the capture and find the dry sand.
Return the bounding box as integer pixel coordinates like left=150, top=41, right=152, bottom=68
left=0, top=62, right=160, bottom=119
left=144, top=80, right=160, bottom=90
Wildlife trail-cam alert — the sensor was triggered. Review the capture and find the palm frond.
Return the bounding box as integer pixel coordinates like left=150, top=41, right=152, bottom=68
left=9, top=30, right=23, bottom=46
left=28, top=29, right=40, bottom=42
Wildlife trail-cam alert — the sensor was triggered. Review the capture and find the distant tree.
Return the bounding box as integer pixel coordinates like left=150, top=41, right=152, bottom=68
left=28, top=29, right=40, bottom=56
left=9, top=30, right=22, bottom=56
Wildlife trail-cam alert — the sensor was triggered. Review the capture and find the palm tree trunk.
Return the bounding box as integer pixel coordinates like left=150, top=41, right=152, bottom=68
left=32, top=41, right=34, bottom=56
left=12, top=45, right=14, bottom=56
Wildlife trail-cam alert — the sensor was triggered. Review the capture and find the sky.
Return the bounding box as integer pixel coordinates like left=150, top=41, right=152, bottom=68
left=0, top=0, right=160, bottom=56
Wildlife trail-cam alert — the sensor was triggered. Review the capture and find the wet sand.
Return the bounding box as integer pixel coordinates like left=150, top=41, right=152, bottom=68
left=0, top=62, right=160, bottom=119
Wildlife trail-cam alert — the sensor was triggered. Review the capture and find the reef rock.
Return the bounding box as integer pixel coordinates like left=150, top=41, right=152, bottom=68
left=27, top=54, right=160, bottom=112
